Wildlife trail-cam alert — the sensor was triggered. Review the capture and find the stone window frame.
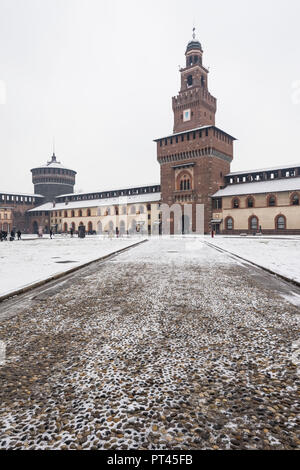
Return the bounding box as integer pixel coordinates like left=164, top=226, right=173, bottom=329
left=232, top=197, right=240, bottom=209
left=267, top=194, right=277, bottom=207
left=248, top=215, right=259, bottom=232
left=290, top=192, right=300, bottom=206
left=176, top=170, right=193, bottom=192
left=246, top=196, right=255, bottom=208
left=275, top=214, right=286, bottom=230
left=225, top=216, right=234, bottom=231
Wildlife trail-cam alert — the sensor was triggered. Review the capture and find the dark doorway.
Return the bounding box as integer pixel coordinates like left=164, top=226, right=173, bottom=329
left=182, top=215, right=190, bottom=235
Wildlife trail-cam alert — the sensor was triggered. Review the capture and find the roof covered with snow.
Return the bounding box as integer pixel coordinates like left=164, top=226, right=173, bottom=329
left=28, top=192, right=161, bottom=212
left=213, top=177, right=300, bottom=198
left=31, top=154, right=76, bottom=173
left=0, top=191, right=44, bottom=198
left=227, top=162, right=300, bottom=177
left=57, top=183, right=160, bottom=199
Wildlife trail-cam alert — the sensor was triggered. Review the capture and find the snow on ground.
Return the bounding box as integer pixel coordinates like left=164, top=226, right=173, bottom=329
left=0, top=238, right=299, bottom=450
left=208, top=236, right=300, bottom=284
left=0, top=235, right=144, bottom=297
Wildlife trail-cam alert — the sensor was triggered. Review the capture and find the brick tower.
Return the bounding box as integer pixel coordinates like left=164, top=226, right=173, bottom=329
left=155, top=29, right=236, bottom=233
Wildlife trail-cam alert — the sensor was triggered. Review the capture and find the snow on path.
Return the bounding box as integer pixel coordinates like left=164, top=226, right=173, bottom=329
left=0, top=238, right=299, bottom=450
left=0, top=236, right=144, bottom=297
left=208, top=236, right=300, bottom=284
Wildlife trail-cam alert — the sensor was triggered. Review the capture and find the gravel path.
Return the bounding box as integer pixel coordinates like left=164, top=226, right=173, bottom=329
left=0, top=238, right=299, bottom=450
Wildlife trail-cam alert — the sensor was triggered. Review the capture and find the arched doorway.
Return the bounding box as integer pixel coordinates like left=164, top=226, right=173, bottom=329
left=120, top=220, right=126, bottom=235
left=33, top=221, right=38, bottom=234
left=97, top=221, right=102, bottom=235
left=87, top=221, right=93, bottom=234
left=63, top=222, right=68, bottom=232
left=182, top=215, right=190, bottom=234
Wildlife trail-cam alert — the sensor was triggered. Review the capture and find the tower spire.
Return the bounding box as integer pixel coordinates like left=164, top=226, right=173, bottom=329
left=192, top=26, right=196, bottom=40
left=52, top=137, right=56, bottom=162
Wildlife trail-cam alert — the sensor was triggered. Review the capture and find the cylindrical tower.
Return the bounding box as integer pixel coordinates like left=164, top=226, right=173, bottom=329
left=31, top=153, right=76, bottom=202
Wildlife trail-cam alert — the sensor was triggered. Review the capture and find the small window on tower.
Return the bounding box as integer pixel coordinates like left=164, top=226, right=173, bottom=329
left=187, top=75, right=193, bottom=87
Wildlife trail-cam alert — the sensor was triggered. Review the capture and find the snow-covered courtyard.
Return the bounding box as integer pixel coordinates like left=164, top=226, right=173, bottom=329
left=0, top=238, right=299, bottom=450
left=209, top=236, right=300, bottom=284
left=0, top=235, right=144, bottom=298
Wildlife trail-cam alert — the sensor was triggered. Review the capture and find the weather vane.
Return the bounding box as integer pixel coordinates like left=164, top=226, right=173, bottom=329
left=192, top=26, right=196, bottom=40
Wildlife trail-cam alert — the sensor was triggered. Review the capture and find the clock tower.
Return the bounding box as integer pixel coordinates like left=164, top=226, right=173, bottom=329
left=155, top=30, right=236, bottom=234
left=172, top=30, right=216, bottom=133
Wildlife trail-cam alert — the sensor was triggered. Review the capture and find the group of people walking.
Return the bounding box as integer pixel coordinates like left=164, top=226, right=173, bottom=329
left=0, top=229, right=22, bottom=242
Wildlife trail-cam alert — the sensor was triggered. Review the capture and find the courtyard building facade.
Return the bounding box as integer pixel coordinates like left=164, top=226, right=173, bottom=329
left=1, top=31, right=300, bottom=236
left=212, top=163, right=300, bottom=235
left=28, top=185, right=161, bottom=235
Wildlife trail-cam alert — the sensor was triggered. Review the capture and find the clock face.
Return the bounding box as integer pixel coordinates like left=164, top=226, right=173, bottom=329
left=183, top=109, right=191, bottom=122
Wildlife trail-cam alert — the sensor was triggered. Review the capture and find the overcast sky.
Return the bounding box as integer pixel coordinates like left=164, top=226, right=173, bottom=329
left=0, top=0, right=300, bottom=194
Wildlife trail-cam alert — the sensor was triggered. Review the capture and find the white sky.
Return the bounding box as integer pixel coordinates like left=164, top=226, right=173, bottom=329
left=0, top=0, right=300, bottom=194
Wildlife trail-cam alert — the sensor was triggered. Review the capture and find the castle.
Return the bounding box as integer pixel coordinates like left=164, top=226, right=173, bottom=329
left=1, top=32, right=300, bottom=235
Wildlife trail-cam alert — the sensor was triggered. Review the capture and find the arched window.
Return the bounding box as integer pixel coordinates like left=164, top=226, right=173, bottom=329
left=71, top=210, right=75, bottom=217
left=233, top=198, right=240, bottom=209
left=87, top=221, right=93, bottom=233
left=291, top=193, right=299, bottom=206
left=78, top=209, right=83, bottom=217
left=122, top=206, right=127, bottom=215
left=63, top=223, right=68, bottom=232
left=139, top=205, right=145, bottom=214
left=268, top=195, right=276, bottom=207
left=87, top=209, right=91, bottom=217
left=180, top=175, right=191, bottom=191
left=276, top=215, right=286, bottom=230
left=250, top=216, right=258, bottom=231
left=247, top=197, right=254, bottom=208
left=64, top=211, right=68, bottom=218
left=130, top=205, right=136, bottom=214
left=105, top=207, right=110, bottom=216
left=226, top=217, right=234, bottom=230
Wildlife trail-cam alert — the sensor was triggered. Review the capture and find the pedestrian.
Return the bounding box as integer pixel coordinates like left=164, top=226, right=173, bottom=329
left=17, top=230, right=21, bottom=240
left=10, top=229, right=15, bottom=241
left=50, top=229, right=53, bottom=239
left=70, top=228, right=74, bottom=238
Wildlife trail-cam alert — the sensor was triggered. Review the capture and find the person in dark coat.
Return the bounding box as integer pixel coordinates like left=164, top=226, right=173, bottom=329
left=50, top=229, right=53, bottom=239
left=17, top=230, right=21, bottom=240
